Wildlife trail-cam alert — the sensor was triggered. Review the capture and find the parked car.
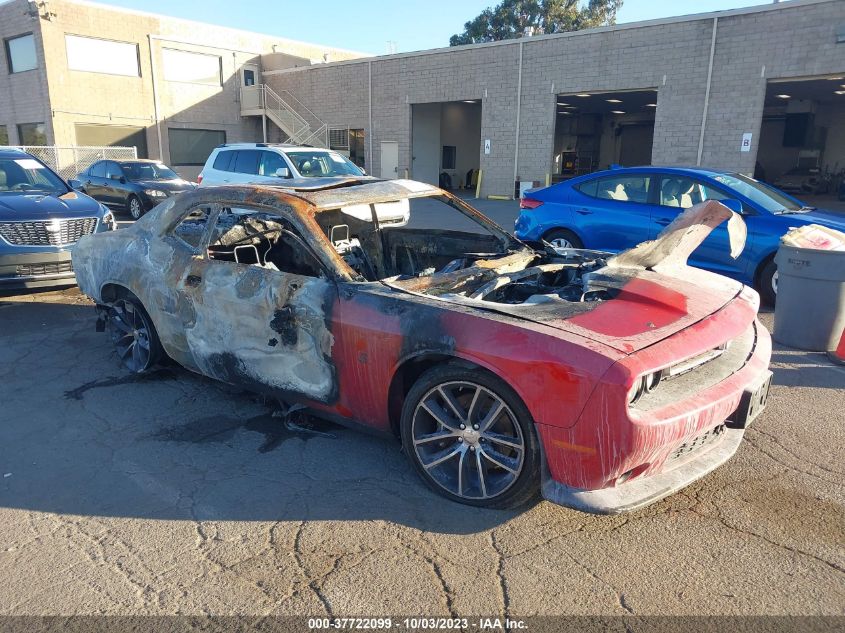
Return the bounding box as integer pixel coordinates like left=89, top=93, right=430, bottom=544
left=199, top=143, right=406, bottom=226
left=515, top=166, right=845, bottom=305
left=0, top=148, right=115, bottom=289
left=72, top=179, right=771, bottom=514
left=772, top=167, right=829, bottom=195
left=73, top=159, right=196, bottom=220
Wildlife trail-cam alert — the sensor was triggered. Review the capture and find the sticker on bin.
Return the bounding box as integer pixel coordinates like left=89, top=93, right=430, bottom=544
left=781, top=224, right=845, bottom=251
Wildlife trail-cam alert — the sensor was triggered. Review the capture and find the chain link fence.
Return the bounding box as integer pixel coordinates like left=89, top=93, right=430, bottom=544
left=3, top=145, right=138, bottom=181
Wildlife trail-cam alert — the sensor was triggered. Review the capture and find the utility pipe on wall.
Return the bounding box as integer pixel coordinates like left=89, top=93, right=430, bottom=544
left=696, top=17, right=718, bottom=166
left=512, top=41, right=524, bottom=198
left=147, top=34, right=163, bottom=161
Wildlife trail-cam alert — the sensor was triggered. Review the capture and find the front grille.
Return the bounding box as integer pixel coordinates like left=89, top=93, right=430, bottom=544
left=668, top=424, right=726, bottom=463
left=15, top=261, right=74, bottom=278
left=0, top=218, right=98, bottom=246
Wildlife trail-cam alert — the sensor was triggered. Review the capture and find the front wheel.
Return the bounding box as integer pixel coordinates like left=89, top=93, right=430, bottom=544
left=543, top=228, right=583, bottom=250
left=107, top=296, right=163, bottom=373
left=758, top=259, right=777, bottom=307
left=400, top=365, right=541, bottom=509
left=127, top=195, right=144, bottom=220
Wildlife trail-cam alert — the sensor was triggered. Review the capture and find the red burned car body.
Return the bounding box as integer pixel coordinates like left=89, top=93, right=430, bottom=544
left=72, top=179, right=772, bottom=513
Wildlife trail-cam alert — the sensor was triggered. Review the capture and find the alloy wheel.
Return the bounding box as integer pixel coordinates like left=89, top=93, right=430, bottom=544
left=411, top=381, right=525, bottom=501
left=549, top=237, right=573, bottom=249
left=129, top=197, right=142, bottom=220
left=108, top=299, right=153, bottom=372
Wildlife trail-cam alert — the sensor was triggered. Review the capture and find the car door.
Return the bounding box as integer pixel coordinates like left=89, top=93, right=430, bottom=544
left=228, top=150, right=262, bottom=184
left=170, top=201, right=339, bottom=403
left=84, top=161, right=107, bottom=200
left=570, top=173, right=653, bottom=251
left=650, top=175, right=747, bottom=278
left=102, top=161, right=125, bottom=206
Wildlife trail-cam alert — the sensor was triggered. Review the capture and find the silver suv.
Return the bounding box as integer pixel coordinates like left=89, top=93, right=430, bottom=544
left=198, top=143, right=366, bottom=186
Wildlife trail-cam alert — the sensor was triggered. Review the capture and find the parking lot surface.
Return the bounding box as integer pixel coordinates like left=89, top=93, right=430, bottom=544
left=0, top=283, right=842, bottom=618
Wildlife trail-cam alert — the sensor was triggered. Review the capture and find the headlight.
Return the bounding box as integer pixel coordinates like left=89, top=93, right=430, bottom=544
left=144, top=189, right=167, bottom=198
left=627, top=370, right=664, bottom=405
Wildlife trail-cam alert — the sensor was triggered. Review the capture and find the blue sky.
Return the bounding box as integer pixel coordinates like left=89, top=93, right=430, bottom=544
left=98, top=0, right=771, bottom=55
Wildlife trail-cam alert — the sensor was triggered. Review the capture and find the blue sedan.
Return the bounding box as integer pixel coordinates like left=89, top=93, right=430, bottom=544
left=514, top=166, right=845, bottom=305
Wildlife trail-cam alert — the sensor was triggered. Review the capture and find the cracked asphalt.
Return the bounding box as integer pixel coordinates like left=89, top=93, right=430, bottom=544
left=0, top=286, right=843, bottom=618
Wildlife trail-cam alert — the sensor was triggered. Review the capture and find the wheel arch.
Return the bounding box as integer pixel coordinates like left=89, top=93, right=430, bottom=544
left=386, top=350, right=533, bottom=438
left=541, top=225, right=583, bottom=245
left=753, top=250, right=777, bottom=287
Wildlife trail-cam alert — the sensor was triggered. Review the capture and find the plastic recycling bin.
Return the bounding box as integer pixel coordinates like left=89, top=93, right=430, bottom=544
left=773, top=245, right=845, bottom=351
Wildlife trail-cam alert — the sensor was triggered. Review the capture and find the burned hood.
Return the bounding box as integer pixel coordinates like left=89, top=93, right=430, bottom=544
left=391, top=201, right=749, bottom=354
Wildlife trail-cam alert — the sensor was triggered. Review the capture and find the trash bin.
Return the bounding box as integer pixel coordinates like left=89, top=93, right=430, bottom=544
left=773, top=234, right=845, bottom=351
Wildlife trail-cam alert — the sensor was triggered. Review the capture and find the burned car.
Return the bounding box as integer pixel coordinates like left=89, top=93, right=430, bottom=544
left=72, top=179, right=772, bottom=513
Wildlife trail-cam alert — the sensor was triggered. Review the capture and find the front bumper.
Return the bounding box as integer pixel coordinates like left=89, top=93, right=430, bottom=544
left=539, top=308, right=773, bottom=514
left=0, top=250, right=76, bottom=288
left=542, top=426, right=745, bottom=514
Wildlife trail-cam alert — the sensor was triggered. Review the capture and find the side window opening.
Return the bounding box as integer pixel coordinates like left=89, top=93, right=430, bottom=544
left=233, top=150, right=261, bottom=175
left=172, top=205, right=214, bottom=248
left=594, top=176, right=650, bottom=203
left=90, top=162, right=106, bottom=178
left=212, top=151, right=235, bottom=172
left=207, top=206, right=325, bottom=278
left=259, top=151, right=287, bottom=177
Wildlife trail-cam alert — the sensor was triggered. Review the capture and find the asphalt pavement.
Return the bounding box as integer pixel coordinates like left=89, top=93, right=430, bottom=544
left=0, top=283, right=842, bottom=618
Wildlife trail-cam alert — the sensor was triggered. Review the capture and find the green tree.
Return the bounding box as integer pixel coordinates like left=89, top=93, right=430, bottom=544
left=449, top=0, right=623, bottom=46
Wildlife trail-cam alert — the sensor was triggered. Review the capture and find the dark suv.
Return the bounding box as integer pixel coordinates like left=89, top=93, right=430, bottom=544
left=74, top=159, right=195, bottom=220
left=0, top=148, right=115, bottom=289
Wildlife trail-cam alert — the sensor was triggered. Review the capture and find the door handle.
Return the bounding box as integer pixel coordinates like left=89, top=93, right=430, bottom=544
left=655, top=218, right=672, bottom=226
left=575, top=208, right=593, bottom=215
left=186, top=274, right=202, bottom=287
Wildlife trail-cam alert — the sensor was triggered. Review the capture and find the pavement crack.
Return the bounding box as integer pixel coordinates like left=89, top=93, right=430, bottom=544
left=489, top=531, right=511, bottom=622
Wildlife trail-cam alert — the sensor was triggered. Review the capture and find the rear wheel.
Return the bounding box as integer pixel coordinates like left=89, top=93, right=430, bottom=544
left=543, top=228, right=583, bottom=250
left=758, top=259, right=778, bottom=306
left=107, top=296, right=162, bottom=373
left=400, top=365, right=541, bottom=509
left=127, top=195, right=144, bottom=220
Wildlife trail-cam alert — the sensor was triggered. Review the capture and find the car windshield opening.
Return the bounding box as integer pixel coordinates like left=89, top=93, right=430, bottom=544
left=313, top=193, right=522, bottom=283
left=712, top=173, right=802, bottom=214
left=121, top=162, right=180, bottom=181
left=0, top=157, right=68, bottom=195
left=285, top=151, right=363, bottom=178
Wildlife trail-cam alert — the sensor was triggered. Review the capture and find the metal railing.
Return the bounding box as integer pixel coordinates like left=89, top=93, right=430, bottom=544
left=240, top=84, right=328, bottom=148
left=3, top=145, right=138, bottom=181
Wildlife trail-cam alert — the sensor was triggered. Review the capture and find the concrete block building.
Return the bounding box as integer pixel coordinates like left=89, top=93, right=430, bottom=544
left=1, top=0, right=843, bottom=194
left=0, top=0, right=363, bottom=178
left=265, top=0, right=845, bottom=197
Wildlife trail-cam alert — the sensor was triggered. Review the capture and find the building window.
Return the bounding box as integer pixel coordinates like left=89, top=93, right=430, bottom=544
left=65, top=34, right=140, bottom=77
left=5, top=33, right=37, bottom=73
left=0, top=125, right=8, bottom=145
left=442, top=145, right=456, bottom=170
left=162, top=48, right=221, bottom=86
left=18, top=122, right=47, bottom=146
left=168, top=128, right=225, bottom=166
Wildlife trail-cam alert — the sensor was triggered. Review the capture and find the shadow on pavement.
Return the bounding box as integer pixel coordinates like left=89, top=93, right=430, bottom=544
left=0, top=298, right=520, bottom=534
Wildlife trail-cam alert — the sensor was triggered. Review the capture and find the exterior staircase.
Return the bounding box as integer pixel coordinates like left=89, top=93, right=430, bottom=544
left=240, top=84, right=328, bottom=148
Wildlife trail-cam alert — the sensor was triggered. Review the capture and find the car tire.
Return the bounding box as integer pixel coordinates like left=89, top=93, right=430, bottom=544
left=107, top=295, right=163, bottom=373
left=543, top=228, right=583, bottom=249
left=127, top=195, right=144, bottom=220
left=758, top=259, right=777, bottom=307
left=400, top=363, right=541, bottom=510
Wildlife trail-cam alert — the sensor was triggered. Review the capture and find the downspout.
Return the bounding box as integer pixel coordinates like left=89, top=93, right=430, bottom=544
left=368, top=60, right=373, bottom=175
left=512, top=40, right=524, bottom=196
left=147, top=34, right=163, bottom=161
left=696, top=17, right=718, bottom=166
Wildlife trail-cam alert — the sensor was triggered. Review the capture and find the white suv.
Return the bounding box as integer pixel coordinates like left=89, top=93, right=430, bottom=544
left=199, top=143, right=365, bottom=186
left=198, top=143, right=409, bottom=225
